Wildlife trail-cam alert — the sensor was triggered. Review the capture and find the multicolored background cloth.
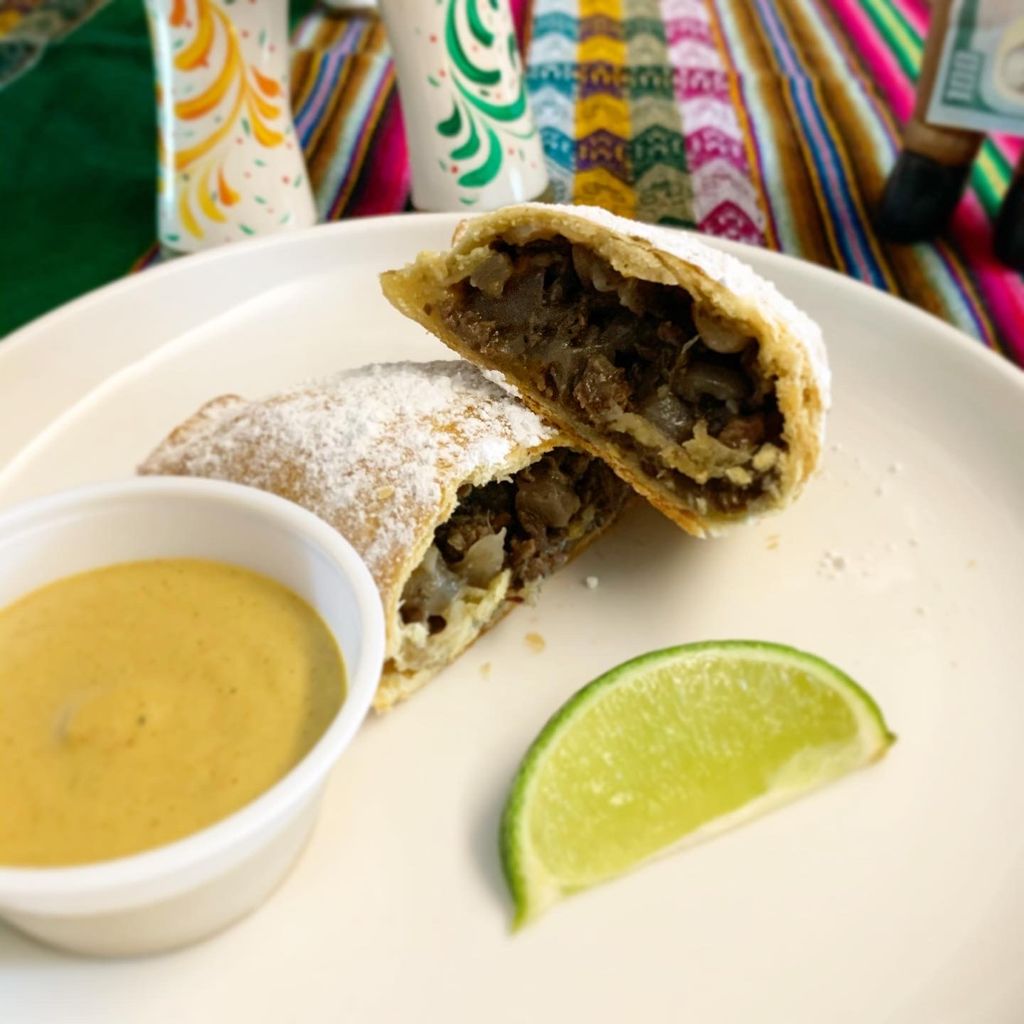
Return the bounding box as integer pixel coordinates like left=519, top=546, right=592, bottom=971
left=1, top=0, right=1021, bottom=362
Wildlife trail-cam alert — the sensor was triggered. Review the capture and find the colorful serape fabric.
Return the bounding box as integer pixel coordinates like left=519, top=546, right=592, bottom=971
left=259, top=0, right=1021, bottom=362
left=2, top=0, right=1022, bottom=363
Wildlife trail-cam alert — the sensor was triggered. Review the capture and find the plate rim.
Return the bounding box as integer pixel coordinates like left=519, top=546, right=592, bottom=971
left=3, top=213, right=1021, bottom=392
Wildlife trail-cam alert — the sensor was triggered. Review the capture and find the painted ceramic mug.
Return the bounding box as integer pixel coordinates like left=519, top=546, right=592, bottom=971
left=145, top=0, right=316, bottom=253
left=378, top=0, right=549, bottom=211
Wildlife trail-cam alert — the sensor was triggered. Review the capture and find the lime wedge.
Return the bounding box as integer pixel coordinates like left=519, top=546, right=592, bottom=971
left=500, top=641, right=894, bottom=926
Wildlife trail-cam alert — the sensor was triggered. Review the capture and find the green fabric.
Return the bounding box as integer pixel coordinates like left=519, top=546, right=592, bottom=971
left=0, top=0, right=318, bottom=339
left=0, top=0, right=154, bottom=337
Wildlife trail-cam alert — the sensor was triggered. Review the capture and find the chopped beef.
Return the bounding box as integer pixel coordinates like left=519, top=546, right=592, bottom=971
left=399, top=449, right=628, bottom=627
left=439, top=237, right=785, bottom=513
left=717, top=413, right=767, bottom=449
left=514, top=456, right=581, bottom=534
left=573, top=354, right=630, bottom=418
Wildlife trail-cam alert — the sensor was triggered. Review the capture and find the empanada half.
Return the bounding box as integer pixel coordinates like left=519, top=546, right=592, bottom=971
left=139, top=361, right=630, bottom=710
left=381, top=204, right=830, bottom=536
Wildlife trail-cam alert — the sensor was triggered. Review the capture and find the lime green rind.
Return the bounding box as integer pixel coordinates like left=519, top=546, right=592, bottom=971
left=499, top=641, right=894, bottom=929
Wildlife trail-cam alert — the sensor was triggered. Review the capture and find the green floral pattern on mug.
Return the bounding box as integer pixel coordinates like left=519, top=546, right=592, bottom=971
left=430, top=0, right=537, bottom=203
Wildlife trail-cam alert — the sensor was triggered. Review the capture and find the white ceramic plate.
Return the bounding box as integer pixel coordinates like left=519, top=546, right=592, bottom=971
left=1, top=216, right=1022, bottom=1023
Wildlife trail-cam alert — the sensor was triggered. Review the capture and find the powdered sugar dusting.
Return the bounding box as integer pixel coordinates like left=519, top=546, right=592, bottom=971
left=141, top=361, right=557, bottom=591
left=480, top=366, right=517, bottom=394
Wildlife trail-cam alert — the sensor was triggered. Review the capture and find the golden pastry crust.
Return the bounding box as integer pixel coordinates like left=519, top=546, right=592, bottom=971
left=139, top=361, right=599, bottom=711
left=380, top=203, right=830, bottom=537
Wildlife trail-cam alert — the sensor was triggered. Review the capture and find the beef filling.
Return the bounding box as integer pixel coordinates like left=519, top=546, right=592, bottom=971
left=439, top=237, right=785, bottom=513
left=400, top=449, right=628, bottom=630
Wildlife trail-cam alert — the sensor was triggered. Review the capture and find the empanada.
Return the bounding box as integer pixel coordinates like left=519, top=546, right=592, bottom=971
left=139, top=361, right=629, bottom=710
left=381, top=204, right=829, bottom=536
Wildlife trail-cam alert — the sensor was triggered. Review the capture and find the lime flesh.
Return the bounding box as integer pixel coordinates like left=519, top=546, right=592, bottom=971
left=500, top=641, right=894, bottom=926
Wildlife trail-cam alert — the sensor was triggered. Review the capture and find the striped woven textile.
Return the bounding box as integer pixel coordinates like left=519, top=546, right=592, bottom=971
left=137, top=0, right=1024, bottom=364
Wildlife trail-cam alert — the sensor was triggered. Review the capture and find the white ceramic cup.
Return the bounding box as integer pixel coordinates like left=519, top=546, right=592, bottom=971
left=145, top=0, right=317, bottom=253
left=0, top=477, right=385, bottom=957
left=378, top=0, right=549, bottom=211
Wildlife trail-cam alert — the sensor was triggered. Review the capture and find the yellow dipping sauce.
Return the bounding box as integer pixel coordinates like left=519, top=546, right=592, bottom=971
left=0, top=558, right=346, bottom=867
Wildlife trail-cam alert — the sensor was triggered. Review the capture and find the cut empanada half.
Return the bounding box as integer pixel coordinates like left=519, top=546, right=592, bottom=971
left=139, top=361, right=630, bottom=711
left=381, top=203, right=830, bottom=537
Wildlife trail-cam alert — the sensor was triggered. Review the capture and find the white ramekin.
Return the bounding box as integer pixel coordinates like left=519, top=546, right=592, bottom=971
left=0, top=477, right=385, bottom=956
